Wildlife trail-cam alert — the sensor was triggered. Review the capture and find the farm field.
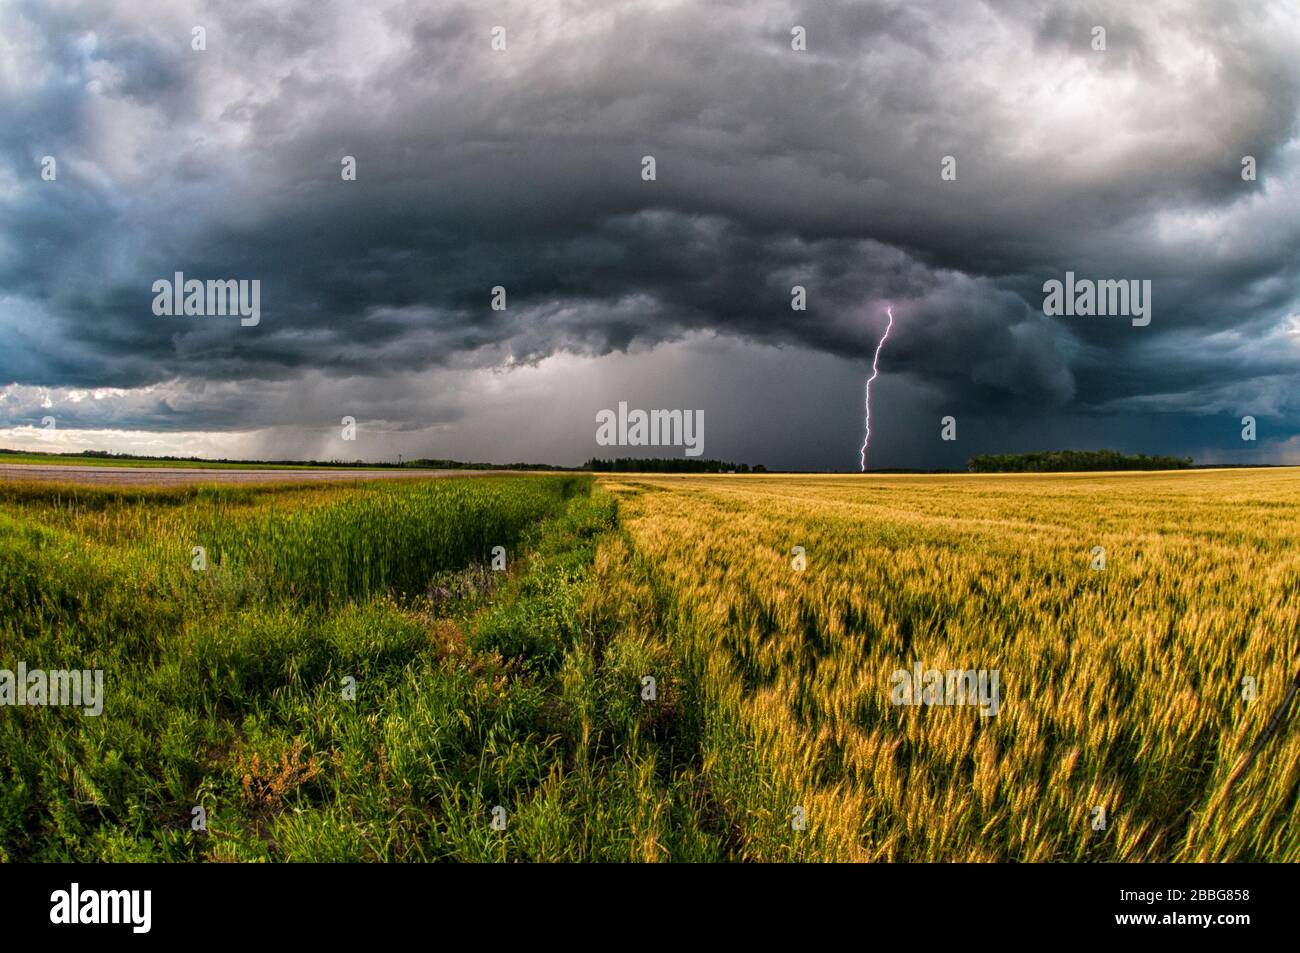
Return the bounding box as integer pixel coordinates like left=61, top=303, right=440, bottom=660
left=0, top=468, right=1297, bottom=861
left=0, top=451, right=344, bottom=469
left=602, top=469, right=1300, bottom=861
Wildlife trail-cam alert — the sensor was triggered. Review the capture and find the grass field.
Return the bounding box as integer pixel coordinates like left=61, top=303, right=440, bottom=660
left=1, top=469, right=1296, bottom=861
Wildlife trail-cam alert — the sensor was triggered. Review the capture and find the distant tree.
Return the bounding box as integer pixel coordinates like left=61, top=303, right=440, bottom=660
left=967, top=450, right=1192, bottom=473
left=583, top=457, right=766, bottom=473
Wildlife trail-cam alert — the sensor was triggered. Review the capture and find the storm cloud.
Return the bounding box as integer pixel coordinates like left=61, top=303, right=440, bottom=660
left=2, top=0, right=1298, bottom=468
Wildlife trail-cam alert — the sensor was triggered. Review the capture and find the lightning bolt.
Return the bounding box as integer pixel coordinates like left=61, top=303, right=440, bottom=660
left=859, top=306, right=894, bottom=472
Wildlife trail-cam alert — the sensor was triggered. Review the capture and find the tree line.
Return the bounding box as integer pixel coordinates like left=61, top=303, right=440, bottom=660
left=967, top=449, right=1192, bottom=472
left=584, top=457, right=767, bottom=473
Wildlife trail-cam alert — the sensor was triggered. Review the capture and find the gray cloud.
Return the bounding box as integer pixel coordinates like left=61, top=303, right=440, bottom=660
left=1, top=0, right=1298, bottom=467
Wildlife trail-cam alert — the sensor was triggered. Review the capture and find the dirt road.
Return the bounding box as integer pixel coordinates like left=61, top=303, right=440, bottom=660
left=0, top=464, right=505, bottom=487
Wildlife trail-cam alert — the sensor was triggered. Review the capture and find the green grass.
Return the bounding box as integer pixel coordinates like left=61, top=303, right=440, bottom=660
left=0, top=474, right=727, bottom=861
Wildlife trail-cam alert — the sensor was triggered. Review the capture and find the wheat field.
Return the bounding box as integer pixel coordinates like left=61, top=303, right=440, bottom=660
left=601, top=469, right=1300, bottom=861
left=3, top=468, right=1296, bottom=862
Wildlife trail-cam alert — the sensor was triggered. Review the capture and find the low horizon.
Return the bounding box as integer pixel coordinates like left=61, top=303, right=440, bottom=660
left=6, top=443, right=1297, bottom=475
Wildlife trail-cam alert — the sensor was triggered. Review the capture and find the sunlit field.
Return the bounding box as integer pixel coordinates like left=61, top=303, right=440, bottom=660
left=602, top=469, right=1300, bottom=861
left=2, top=469, right=1296, bottom=861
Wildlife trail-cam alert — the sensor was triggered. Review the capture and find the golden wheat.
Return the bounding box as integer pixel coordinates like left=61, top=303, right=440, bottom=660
left=602, top=469, right=1300, bottom=861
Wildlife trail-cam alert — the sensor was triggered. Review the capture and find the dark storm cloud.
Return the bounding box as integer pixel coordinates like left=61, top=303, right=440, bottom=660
left=1, top=0, right=1298, bottom=464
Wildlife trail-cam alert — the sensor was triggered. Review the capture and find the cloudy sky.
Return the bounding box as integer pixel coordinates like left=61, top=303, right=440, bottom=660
left=2, top=0, right=1299, bottom=470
